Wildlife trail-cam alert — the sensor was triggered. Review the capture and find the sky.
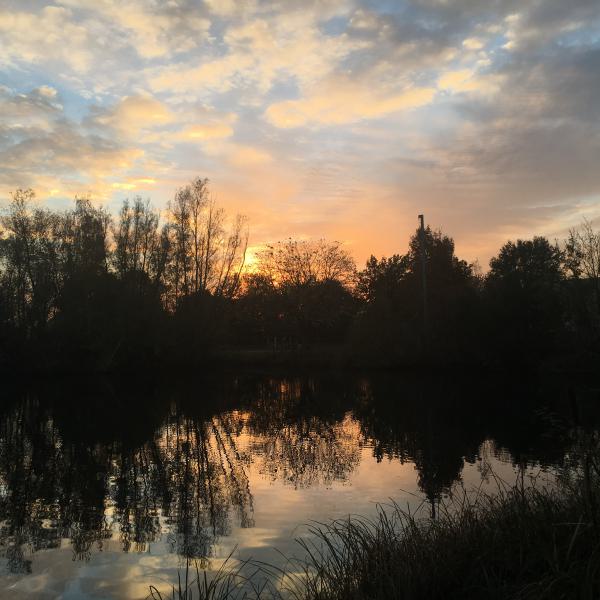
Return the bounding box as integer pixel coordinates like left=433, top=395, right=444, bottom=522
left=1, top=0, right=599, bottom=267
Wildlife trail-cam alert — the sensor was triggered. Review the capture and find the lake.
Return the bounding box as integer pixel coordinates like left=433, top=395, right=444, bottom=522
left=0, top=371, right=593, bottom=599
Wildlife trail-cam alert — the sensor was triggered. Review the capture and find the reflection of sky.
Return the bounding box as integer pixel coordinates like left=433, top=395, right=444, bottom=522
left=0, top=421, right=553, bottom=600
left=1, top=1, right=599, bottom=267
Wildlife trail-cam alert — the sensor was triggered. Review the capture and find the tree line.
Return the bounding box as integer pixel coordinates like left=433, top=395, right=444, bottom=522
left=0, top=178, right=599, bottom=372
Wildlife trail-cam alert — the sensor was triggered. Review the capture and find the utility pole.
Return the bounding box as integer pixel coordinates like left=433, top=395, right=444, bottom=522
left=418, top=214, right=428, bottom=335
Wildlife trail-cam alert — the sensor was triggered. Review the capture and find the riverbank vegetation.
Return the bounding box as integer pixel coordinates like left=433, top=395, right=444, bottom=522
left=1, top=179, right=599, bottom=373
left=293, top=464, right=600, bottom=599
left=148, top=430, right=600, bottom=600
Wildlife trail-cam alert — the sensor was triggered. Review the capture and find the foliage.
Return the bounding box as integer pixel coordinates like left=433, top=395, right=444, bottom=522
left=0, top=180, right=247, bottom=371
left=350, top=227, right=480, bottom=365
left=484, top=237, right=566, bottom=363
left=0, top=183, right=599, bottom=371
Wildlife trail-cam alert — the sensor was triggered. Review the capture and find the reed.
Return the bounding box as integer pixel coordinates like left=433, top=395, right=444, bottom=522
left=149, top=434, right=600, bottom=600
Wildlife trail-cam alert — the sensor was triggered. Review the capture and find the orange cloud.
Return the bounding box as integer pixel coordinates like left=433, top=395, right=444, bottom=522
left=178, top=123, right=235, bottom=141
left=266, top=79, right=436, bottom=128
left=92, top=95, right=173, bottom=136
left=228, top=146, right=272, bottom=167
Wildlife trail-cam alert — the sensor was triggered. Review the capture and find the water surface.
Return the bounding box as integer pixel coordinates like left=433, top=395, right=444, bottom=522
left=0, top=372, right=591, bottom=598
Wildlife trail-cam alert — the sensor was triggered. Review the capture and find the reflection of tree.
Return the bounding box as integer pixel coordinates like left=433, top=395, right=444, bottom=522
left=244, top=378, right=362, bottom=488
left=0, top=373, right=577, bottom=576
left=0, top=396, right=256, bottom=573
left=0, top=398, right=111, bottom=572
left=158, top=409, right=254, bottom=560
left=354, top=374, right=574, bottom=506
left=354, top=377, right=482, bottom=503
left=253, top=414, right=361, bottom=489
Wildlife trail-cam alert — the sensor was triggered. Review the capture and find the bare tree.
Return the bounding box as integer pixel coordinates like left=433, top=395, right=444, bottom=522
left=258, top=238, right=355, bottom=287
left=565, top=218, right=600, bottom=314
left=215, top=214, right=249, bottom=298
left=168, top=183, right=194, bottom=300
left=112, top=196, right=167, bottom=288
left=166, top=177, right=248, bottom=305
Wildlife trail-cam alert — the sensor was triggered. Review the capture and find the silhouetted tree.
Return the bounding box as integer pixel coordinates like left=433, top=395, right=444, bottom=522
left=356, top=254, right=410, bottom=303
left=1, top=182, right=599, bottom=371
left=249, top=239, right=357, bottom=347
left=565, top=220, right=600, bottom=328
left=258, top=238, right=355, bottom=287
left=0, top=189, right=63, bottom=334
left=485, top=237, right=565, bottom=363
left=232, top=273, right=282, bottom=345
left=166, top=178, right=247, bottom=307
left=112, top=196, right=169, bottom=290
left=352, top=227, right=479, bottom=365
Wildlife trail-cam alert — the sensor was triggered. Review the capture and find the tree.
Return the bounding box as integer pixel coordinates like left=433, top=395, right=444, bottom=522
left=356, top=254, right=410, bottom=303
left=485, top=236, right=565, bottom=362
left=0, top=189, right=64, bottom=334
left=488, top=237, right=564, bottom=287
left=166, top=178, right=248, bottom=307
left=112, top=197, right=162, bottom=278
left=232, top=274, right=281, bottom=345
left=565, top=219, right=600, bottom=315
left=352, top=227, right=478, bottom=365
left=250, top=239, right=357, bottom=347
left=59, top=196, right=110, bottom=277
left=258, top=239, right=356, bottom=287
left=407, top=226, right=473, bottom=288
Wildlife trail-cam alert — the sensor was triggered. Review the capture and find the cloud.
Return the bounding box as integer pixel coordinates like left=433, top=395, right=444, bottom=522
left=228, top=145, right=272, bottom=167
left=87, top=95, right=173, bottom=136
left=266, top=78, right=436, bottom=127
left=56, top=0, right=211, bottom=59
left=437, top=69, right=501, bottom=94
left=178, top=123, right=235, bottom=141
left=148, top=53, right=255, bottom=96
left=1, top=0, right=600, bottom=267
left=0, top=87, right=144, bottom=199
left=0, top=86, right=62, bottom=131
left=148, top=10, right=364, bottom=98
left=0, top=6, right=93, bottom=72
left=462, top=38, right=485, bottom=50
left=111, top=177, right=156, bottom=191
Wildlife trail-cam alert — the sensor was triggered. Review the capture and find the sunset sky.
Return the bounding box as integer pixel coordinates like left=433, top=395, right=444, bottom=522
left=1, top=0, right=599, bottom=267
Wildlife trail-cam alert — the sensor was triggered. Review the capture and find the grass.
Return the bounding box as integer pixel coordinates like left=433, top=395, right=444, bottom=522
left=147, top=551, right=283, bottom=600
left=149, top=433, right=600, bottom=600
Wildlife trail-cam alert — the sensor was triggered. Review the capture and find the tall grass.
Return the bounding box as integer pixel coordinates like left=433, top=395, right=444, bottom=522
left=149, top=433, right=600, bottom=600
left=147, top=552, right=283, bottom=600
left=295, top=484, right=599, bottom=599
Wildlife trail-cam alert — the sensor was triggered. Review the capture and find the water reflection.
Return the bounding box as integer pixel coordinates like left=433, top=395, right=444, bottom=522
left=245, top=379, right=362, bottom=488
left=0, top=373, right=590, bottom=584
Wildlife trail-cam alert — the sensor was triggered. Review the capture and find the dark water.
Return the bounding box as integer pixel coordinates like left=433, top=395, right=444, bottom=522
left=0, top=372, right=595, bottom=599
